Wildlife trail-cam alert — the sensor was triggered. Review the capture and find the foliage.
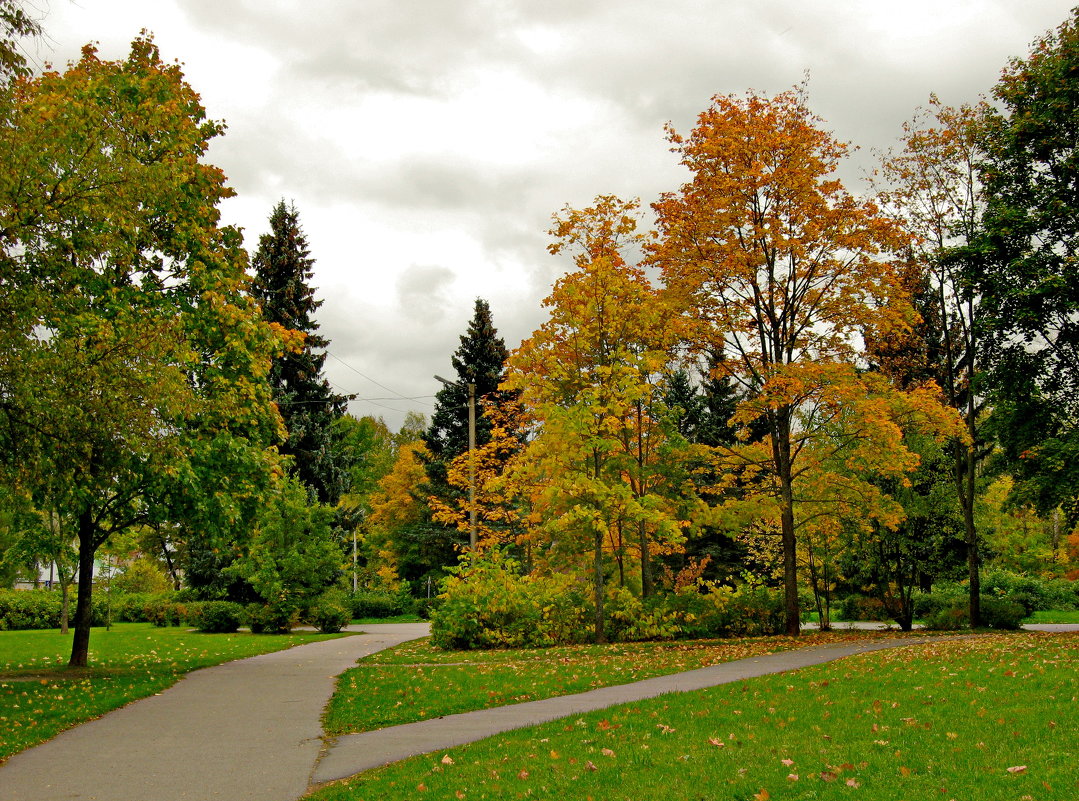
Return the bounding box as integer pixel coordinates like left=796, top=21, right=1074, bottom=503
left=184, top=600, right=244, bottom=633
left=305, top=590, right=352, bottom=634
left=0, top=37, right=287, bottom=666
left=921, top=595, right=1026, bottom=630
left=652, top=87, right=940, bottom=635
left=111, top=558, right=172, bottom=596
left=227, top=475, right=343, bottom=623
left=0, top=623, right=340, bottom=761
left=430, top=552, right=590, bottom=650
left=349, top=590, right=411, bottom=619
left=251, top=200, right=347, bottom=504
left=245, top=601, right=298, bottom=634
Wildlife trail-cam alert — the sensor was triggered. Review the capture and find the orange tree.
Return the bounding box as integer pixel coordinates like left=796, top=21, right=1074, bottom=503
left=504, top=196, right=690, bottom=642
left=651, top=89, right=959, bottom=635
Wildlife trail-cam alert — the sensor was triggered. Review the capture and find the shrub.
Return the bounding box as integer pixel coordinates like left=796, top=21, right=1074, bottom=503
left=430, top=555, right=589, bottom=649
left=144, top=596, right=185, bottom=627
left=837, top=595, right=886, bottom=621
left=306, top=592, right=351, bottom=634
left=349, top=591, right=408, bottom=619
left=979, top=597, right=1027, bottom=630
left=111, top=558, right=172, bottom=595
left=245, top=601, right=297, bottom=634
left=922, top=595, right=1027, bottom=630
left=413, top=595, right=440, bottom=620
left=604, top=586, right=680, bottom=642
left=186, top=601, right=244, bottom=633
left=0, top=590, right=61, bottom=630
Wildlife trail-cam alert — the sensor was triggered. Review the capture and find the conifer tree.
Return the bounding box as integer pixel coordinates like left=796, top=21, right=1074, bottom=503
left=251, top=201, right=348, bottom=504
left=424, top=298, right=512, bottom=468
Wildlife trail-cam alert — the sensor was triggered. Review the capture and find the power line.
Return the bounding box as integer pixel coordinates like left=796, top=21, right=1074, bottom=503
left=325, top=350, right=434, bottom=408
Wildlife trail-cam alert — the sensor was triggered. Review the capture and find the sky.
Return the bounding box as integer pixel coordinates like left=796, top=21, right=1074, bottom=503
left=20, top=0, right=1079, bottom=430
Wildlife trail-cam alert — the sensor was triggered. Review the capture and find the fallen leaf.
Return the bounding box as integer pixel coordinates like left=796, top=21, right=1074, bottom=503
left=821, top=771, right=837, bottom=782
left=899, top=766, right=911, bottom=777
left=781, top=759, right=795, bottom=766
left=708, top=738, right=725, bottom=748
left=753, top=789, right=770, bottom=801
left=417, top=783, right=427, bottom=792
left=517, top=770, right=529, bottom=780
left=787, top=774, right=799, bottom=781
left=455, top=792, right=466, bottom=800
left=442, top=754, right=454, bottom=765
left=846, top=778, right=861, bottom=788
left=601, top=748, right=615, bottom=757
left=586, top=761, right=598, bottom=772
left=1007, top=766, right=1028, bottom=774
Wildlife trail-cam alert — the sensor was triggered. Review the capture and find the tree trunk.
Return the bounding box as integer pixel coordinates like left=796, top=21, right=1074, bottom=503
left=639, top=519, right=652, bottom=600
left=773, top=411, right=800, bottom=636
left=69, top=510, right=97, bottom=667
left=60, top=578, right=71, bottom=635
left=593, top=528, right=605, bottom=643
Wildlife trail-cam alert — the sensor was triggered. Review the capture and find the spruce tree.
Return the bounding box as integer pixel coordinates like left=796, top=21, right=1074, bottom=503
left=424, top=298, right=511, bottom=464
left=251, top=200, right=348, bottom=504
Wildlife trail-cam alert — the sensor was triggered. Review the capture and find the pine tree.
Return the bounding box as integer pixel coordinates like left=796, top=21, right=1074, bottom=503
left=424, top=298, right=511, bottom=463
left=251, top=200, right=348, bottom=504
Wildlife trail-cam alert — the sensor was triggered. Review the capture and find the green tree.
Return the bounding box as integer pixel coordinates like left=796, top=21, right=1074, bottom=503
left=0, top=38, right=284, bottom=666
left=0, top=0, right=39, bottom=80
left=965, top=9, right=1079, bottom=531
left=251, top=200, right=348, bottom=504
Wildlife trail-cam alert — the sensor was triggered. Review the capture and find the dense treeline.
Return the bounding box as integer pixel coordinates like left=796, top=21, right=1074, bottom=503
left=2, top=3, right=1079, bottom=657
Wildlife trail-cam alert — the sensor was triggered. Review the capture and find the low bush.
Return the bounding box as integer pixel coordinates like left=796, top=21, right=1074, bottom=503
left=604, top=586, right=680, bottom=642
left=922, top=595, right=1027, bottom=630
left=306, top=592, right=351, bottom=633
left=0, top=589, right=61, bottom=630
left=431, top=556, right=589, bottom=649
left=144, top=596, right=186, bottom=627
left=186, top=601, right=244, bottom=633
left=245, top=601, right=297, bottom=634
left=837, top=594, right=886, bottom=621
left=349, top=591, right=410, bottom=619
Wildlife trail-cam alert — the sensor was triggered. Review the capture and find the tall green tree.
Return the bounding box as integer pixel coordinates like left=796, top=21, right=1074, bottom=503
left=425, top=298, right=511, bottom=463
left=251, top=200, right=348, bottom=504
left=0, top=38, right=285, bottom=666
left=966, top=9, right=1079, bottom=529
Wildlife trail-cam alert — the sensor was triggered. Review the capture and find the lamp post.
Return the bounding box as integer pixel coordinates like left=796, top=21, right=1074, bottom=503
left=434, top=375, right=477, bottom=551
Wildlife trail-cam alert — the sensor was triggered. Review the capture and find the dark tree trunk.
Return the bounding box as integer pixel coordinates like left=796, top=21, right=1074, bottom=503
left=69, top=509, right=97, bottom=667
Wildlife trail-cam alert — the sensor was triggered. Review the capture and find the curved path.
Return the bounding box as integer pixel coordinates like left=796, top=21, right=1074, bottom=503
left=1, top=623, right=1071, bottom=800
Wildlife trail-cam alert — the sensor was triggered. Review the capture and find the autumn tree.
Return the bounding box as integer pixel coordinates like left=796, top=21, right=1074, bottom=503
left=251, top=200, right=348, bottom=504
left=875, top=98, right=991, bottom=626
left=505, top=196, right=687, bottom=641
left=652, top=89, right=956, bottom=635
left=0, top=38, right=285, bottom=665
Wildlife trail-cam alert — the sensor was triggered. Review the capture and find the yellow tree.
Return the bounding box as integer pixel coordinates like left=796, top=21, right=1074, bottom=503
left=505, top=196, right=686, bottom=642
left=652, top=89, right=953, bottom=634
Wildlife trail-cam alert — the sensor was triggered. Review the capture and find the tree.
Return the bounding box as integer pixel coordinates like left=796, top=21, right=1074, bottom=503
left=965, top=9, right=1079, bottom=532
left=506, top=196, right=687, bottom=641
left=0, top=38, right=285, bottom=666
left=251, top=200, right=348, bottom=504
left=876, top=98, right=991, bottom=626
left=0, top=0, right=39, bottom=80
left=652, top=88, right=948, bottom=634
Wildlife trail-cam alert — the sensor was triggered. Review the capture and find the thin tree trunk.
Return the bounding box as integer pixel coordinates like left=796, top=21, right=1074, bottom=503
left=593, top=528, right=605, bottom=643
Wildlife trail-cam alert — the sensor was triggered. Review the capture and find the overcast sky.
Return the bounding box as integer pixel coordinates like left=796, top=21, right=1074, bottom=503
left=22, top=0, right=1078, bottom=429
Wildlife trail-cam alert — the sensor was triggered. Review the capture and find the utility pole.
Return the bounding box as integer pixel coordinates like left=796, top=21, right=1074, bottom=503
left=434, top=375, right=478, bottom=552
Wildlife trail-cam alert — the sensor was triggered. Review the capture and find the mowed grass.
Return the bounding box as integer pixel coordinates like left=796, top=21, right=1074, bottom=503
left=1026, top=610, right=1079, bottom=624
left=323, top=630, right=947, bottom=736
left=0, top=622, right=342, bottom=762
left=310, top=633, right=1077, bottom=801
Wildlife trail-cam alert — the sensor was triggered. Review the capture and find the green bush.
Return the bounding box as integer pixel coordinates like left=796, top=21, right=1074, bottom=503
left=306, top=591, right=351, bottom=633
left=413, top=595, right=440, bottom=620
left=144, top=596, right=185, bottom=627
left=604, top=586, right=680, bottom=642
left=245, top=601, right=297, bottom=634
left=186, top=601, right=244, bottom=633
left=922, top=595, right=1027, bottom=630
left=349, top=591, right=408, bottom=619
left=0, top=589, right=61, bottom=629
left=838, top=595, right=886, bottom=621
left=431, top=555, right=589, bottom=649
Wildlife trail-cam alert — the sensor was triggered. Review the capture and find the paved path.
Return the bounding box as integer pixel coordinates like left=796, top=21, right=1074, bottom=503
left=2, top=623, right=1074, bottom=800
left=0, top=623, right=430, bottom=801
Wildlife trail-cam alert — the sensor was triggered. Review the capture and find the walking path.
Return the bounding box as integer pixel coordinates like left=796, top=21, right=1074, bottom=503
left=1, top=622, right=1073, bottom=800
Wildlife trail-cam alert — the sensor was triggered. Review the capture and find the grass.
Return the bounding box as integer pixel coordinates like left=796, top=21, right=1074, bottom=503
left=351, top=614, right=424, bottom=625
left=1025, top=610, right=1079, bottom=624
left=0, top=622, right=342, bottom=762
left=309, top=632, right=1078, bottom=800
left=323, top=630, right=949, bottom=736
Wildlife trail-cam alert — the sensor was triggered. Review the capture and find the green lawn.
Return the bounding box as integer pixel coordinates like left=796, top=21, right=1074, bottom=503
left=1025, top=610, right=1079, bottom=624
left=323, top=630, right=953, bottom=736
left=0, top=622, right=342, bottom=761
left=310, top=632, right=1078, bottom=800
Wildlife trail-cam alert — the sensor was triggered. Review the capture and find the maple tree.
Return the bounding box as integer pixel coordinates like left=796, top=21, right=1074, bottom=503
left=0, top=38, right=286, bottom=665
left=505, top=195, right=687, bottom=641
left=651, top=89, right=955, bottom=634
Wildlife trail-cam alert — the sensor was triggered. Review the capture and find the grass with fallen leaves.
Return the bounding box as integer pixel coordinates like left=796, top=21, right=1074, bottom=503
left=0, top=622, right=342, bottom=762
left=324, top=630, right=946, bottom=736
left=310, top=632, right=1077, bottom=800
